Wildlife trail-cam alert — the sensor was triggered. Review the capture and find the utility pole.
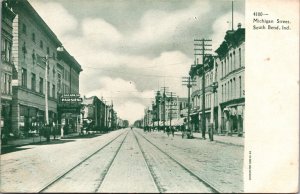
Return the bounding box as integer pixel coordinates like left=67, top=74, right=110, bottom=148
left=168, top=92, right=176, bottom=128
left=182, top=76, right=196, bottom=138
left=194, top=38, right=212, bottom=139
left=161, top=86, right=168, bottom=133
left=155, top=90, right=161, bottom=131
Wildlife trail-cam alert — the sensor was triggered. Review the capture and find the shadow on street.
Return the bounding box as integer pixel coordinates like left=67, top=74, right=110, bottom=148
left=1, top=139, right=75, bottom=155
left=61, top=134, right=102, bottom=139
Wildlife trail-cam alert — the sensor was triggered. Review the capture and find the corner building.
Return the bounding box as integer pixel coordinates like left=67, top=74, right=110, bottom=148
left=215, top=24, right=245, bottom=136
left=10, top=0, right=82, bottom=136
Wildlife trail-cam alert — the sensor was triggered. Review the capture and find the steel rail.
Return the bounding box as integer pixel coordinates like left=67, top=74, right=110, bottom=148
left=38, top=130, right=128, bottom=193
left=132, top=130, right=163, bottom=193
left=135, top=130, right=221, bottom=193
left=94, top=131, right=129, bottom=192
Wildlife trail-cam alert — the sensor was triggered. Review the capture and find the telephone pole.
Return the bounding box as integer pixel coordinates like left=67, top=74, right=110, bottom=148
left=161, top=86, right=168, bottom=132
left=182, top=76, right=196, bottom=138
left=194, top=38, right=212, bottom=139
left=168, top=92, right=176, bottom=128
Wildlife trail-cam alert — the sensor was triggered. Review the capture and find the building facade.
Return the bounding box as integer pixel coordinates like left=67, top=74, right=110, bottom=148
left=10, top=0, right=63, bottom=136
left=56, top=49, right=82, bottom=134
left=190, top=56, right=218, bottom=133
left=215, top=24, right=245, bottom=136
left=1, top=1, right=16, bottom=137
left=82, top=96, right=117, bottom=132
left=8, top=0, right=82, bottom=137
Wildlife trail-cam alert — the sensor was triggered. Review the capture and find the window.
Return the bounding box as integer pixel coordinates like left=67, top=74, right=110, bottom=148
left=230, top=79, right=233, bottom=100
left=31, top=73, right=36, bottom=92
left=224, top=84, right=226, bottom=101
left=222, top=85, right=224, bottom=102
left=47, top=82, right=50, bottom=97
left=52, top=84, right=55, bottom=98
left=22, top=23, right=27, bottom=34
left=239, top=48, right=242, bottom=67
left=221, top=61, right=223, bottom=78
left=228, top=81, right=230, bottom=100
left=21, top=68, right=27, bottom=87
left=3, top=74, right=7, bottom=94
left=239, top=76, right=242, bottom=97
left=39, top=77, right=43, bottom=94
left=1, top=38, right=12, bottom=62
left=47, top=47, right=50, bottom=55
left=233, top=78, right=236, bottom=99
left=40, top=40, right=43, bottom=49
left=224, top=58, right=227, bottom=75
left=57, top=73, right=61, bottom=92
left=229, top=54, right=232, bottom=73
left=32, top=33, right=35, bottom=42
left=8, top=75, right=11, bottom=94
left=233, top=51, right=236, bottom=70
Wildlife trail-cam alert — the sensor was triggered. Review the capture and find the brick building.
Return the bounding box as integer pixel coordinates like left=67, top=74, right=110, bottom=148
left=9, top=0, right=82, bottom=136
left=189, top=56, right=218, bottom=133
left=1, top=1, right=16, bottom=136
left=215, top=24, right=245, bottom=136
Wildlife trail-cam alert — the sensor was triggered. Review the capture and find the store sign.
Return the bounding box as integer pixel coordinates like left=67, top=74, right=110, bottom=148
left=60, top=94, right=82, bottom=103
left=61, top=98, right=82, bottom=102
left=62, top=94, right=80, bottom=97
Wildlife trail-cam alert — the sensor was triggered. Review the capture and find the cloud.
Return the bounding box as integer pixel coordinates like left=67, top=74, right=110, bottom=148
left=28, top=0, right=244, bottom=124
left=29, top=0, right=78, bottom=37
left=81, top=18, right=123, bottom=47
left=131, top=1, right=211, bottom=46
left=85, top=77, right=154, bottom=124
left=114, top=101, right=146, bottom=124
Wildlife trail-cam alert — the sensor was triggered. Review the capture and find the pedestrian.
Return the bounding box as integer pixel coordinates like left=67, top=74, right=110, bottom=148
left=171, top=126, right=175, bottom=137
left=52, top=122, right=56, bottom=140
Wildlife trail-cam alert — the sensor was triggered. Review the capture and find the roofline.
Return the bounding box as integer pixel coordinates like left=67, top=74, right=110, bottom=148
left=16, top=0, right=62, bottom=46
left=58, top=48, right=83, bottom=73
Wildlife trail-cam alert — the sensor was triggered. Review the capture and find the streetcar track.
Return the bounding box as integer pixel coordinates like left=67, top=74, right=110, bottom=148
left=135, top=130, right=221, bottom=193
left=38, top=130, right=128, bottom=193
left=132, top=130, right=163, bottom=193
left=94, top=131, right=129, bottom=192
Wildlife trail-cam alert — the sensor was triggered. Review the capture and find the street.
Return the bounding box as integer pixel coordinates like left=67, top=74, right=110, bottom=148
left=0, top=128, right=243, bottom=193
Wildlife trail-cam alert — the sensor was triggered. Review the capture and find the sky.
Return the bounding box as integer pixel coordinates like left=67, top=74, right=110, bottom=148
left=28, top=0, right=245, bottom=124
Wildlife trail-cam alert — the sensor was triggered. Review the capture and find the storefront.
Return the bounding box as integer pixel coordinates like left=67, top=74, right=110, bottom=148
left=57, top=94, right=82, bottom=135
left=222, top=104, right=244, bottom=136
left=18, top=105, right=56, bottom=137
left=1, top=99, right=12, bottom=135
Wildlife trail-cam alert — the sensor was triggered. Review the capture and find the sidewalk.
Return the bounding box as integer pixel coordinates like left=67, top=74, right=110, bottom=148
left=174, top=132, right=244, bottom=147
left=1, top=133, right=80, bottom=150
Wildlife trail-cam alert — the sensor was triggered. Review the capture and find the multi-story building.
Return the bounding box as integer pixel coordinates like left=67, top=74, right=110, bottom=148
left=56, top=49, right=82, bottom=133
left=82, top=96, right=110, bottom=132
left=9, top=0, right=82, bottom=136
left=1, top=1, right=16, bottom=137
left=151, top=90, right=188, bottom=128
left=215, top=24, right=245, bottom=136
left=189, top=56, right=218, bottom=133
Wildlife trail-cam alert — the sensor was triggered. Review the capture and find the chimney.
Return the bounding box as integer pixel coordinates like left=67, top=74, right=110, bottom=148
left=238, top=23, right=242, bottom=29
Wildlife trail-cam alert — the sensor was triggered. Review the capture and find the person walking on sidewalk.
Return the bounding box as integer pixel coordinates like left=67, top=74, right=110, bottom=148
left=171, top=126, right=175, bottom=137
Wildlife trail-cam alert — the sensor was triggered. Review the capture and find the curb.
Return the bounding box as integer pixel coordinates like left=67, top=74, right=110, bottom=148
left=174, top=133, right=244, bottom=147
